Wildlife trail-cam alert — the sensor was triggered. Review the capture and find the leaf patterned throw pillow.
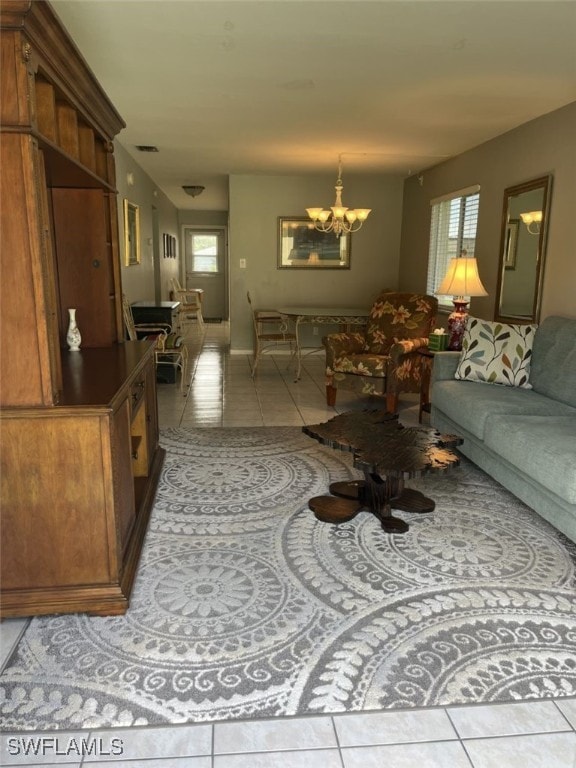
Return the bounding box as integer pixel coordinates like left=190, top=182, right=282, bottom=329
left=455, top=317, right=537, bottom=388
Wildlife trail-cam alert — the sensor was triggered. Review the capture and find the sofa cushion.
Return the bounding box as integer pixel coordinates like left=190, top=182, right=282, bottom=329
left=530, top=316, right=576, bottom=408
left=455, top=317, right=537, bottom=388
left=484, top=415, right=576, bottom=504
left=432, top=379, right=576, bottom=440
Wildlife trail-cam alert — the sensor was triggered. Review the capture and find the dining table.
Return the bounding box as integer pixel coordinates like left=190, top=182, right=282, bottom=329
left=276, top=306, right=369, bottom=380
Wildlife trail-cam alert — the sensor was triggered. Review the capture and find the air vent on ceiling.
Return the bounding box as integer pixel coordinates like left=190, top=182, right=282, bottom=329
left=135, top=145, right=159, bottom=152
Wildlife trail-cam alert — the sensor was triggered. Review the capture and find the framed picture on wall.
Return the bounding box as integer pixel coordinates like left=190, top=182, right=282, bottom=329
left=277, top=217, right=351, bottom=269
left=124, top=199, right=141, bottom=266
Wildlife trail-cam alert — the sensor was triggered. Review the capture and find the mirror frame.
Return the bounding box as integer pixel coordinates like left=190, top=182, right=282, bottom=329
left=494, top=175, right=552, bottom=324
left=123, top=199, right=141, bottom=266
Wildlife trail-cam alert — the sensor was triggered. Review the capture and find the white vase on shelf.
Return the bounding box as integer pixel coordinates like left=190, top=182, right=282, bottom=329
left=66, top=307, right=82, bottom=351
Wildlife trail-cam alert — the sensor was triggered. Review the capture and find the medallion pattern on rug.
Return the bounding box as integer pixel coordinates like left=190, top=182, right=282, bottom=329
left=1, top=427, right=575, bottom=730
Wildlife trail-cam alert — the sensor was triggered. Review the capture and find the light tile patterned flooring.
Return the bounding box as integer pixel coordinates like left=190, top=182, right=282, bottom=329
left=1, top=322, right=575, bottom=767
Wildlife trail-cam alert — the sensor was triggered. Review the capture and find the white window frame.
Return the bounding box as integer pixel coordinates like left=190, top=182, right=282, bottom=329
left=186, top=229, right=222, bottom=274
left=426, top=185, right=480, bottom=310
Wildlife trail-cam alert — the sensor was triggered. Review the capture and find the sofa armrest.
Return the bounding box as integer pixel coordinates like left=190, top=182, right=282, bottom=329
left=431, top=351, right=461, bottom=382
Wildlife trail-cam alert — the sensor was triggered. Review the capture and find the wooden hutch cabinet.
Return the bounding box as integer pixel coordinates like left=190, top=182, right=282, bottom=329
left=0, top=0, right=165, bottom=616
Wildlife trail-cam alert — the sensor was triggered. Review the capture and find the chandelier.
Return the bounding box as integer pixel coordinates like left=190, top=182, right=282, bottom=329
left=306, top=156, right=371, bottom=236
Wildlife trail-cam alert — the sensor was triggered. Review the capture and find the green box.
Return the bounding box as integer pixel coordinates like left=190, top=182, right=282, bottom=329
left=428, top=333, right=448, bottom=351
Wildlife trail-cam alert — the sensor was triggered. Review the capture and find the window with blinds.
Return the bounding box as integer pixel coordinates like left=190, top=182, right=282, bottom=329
left=426, top=186, right=480, bottom=309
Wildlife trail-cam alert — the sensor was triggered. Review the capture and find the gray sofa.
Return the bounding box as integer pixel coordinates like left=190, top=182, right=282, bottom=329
left=431, top=315, right=576, bottom=543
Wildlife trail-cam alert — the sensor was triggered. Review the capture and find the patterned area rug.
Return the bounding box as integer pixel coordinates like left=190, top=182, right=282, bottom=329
left=2, top=426, right=576, bottom=731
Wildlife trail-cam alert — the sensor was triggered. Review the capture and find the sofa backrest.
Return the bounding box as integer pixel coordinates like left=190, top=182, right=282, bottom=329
left=530, top=316, right=576, bottom=407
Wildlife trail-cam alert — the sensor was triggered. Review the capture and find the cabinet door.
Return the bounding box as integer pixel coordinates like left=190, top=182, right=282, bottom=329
left=36, top=149, right=64, bottom=398
left=0, top=138, right=62, bottom=406
left=51, top=188, right=117, bottom=347
left=0, top=415, right=114, bottom=590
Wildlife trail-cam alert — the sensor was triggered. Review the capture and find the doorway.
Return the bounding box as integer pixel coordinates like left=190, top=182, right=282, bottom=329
left=183, top=226, right=228, bottom=320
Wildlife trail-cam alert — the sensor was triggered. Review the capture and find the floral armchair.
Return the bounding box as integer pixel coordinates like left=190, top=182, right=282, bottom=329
left=323, top=292, right=438, bottom=412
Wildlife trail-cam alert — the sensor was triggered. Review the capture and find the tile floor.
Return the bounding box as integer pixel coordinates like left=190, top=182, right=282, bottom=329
left=1, top=322, right=575, bottom=767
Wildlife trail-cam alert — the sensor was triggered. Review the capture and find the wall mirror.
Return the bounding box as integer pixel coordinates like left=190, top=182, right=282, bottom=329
left=494, top=175, right=551, bottom=324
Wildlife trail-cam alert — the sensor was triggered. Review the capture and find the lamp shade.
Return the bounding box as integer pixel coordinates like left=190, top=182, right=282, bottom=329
left=437, top=257, right=488, bottom=297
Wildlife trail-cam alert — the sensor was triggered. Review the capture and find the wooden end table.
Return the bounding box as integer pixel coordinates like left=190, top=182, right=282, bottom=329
left=303, top=410, right=462, bottom=534
left=418, top=347, right=434, bottom=423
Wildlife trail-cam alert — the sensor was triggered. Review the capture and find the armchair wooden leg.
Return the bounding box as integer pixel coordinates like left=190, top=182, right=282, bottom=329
left=386, top=392, right=398, bottom=414
left=326, top=385, right=337, bottom=406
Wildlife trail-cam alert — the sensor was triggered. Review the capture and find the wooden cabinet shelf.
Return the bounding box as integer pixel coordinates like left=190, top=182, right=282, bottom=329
left=0, top=2, right=161, bottom=618
left=4, top=58, right=120, bottom=192
left=39, top=135, right=116, bottom=191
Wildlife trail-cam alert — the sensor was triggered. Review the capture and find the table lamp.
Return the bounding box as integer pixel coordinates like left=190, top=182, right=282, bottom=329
left=436, top=254, right=488, bottom=350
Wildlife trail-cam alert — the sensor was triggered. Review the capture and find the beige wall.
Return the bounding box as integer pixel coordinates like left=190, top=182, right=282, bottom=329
left=228, top=173, right=405, bottom=350
left=114, top=142, right=181, bottom=303
left=179, top=210, right=228, bottom=227
left=399, top=101, right=576, bottom=324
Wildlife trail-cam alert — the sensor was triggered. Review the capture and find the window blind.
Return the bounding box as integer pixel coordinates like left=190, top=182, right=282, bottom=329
left=426, top=186, right=480, bottom=308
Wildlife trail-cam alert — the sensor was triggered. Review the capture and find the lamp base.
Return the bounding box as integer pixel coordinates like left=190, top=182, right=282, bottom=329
left=446, top=299, right=469, bottom=351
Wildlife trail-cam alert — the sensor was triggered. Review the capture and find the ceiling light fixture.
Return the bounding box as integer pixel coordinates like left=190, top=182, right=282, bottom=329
left=519, top=210, right=542, bottom=235
left=306, top=155, right=371, bottom=237
left=182, top=185, right=205, bottom=198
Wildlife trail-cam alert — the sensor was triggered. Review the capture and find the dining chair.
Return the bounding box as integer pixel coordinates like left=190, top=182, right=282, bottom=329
left=247, top=291, right=297, bottom=377
left=122, top=295, right=189, bottom=394
left=170, top=277, right=205, bottom=336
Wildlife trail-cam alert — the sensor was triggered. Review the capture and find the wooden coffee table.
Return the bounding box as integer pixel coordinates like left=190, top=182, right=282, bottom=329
left=303, top=410, right=463, bottom=533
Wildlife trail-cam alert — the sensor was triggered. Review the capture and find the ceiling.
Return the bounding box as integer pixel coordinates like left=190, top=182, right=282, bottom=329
left=50, top=0, right=576, bottom=211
